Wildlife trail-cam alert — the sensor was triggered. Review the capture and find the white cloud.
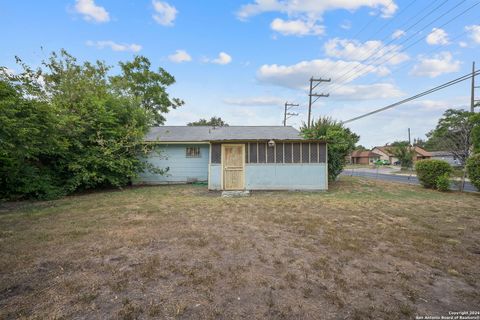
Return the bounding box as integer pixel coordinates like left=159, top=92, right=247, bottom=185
left=223, top=96, right=285, bottom=106
left=465, top=25, right=480, bottom=44
left=426, top=28, right=449, bottom=45
left=324, top=38, right=409, bottom=65
left=340, top=20, right=351, bottom=30
left=237, top=0, right=397, bottom=20
left=391, top=29, right=405, bottom=39
left=332, top=83, right=404, bottom=100
left=410, top=52, right=461, bottom=78
left=168, top=50, right=192, bottom=63
left=152, top=0, right=177, bottom=26
left=270, top=18, right=324, bottom=36
left=411, top=97, right=469, bottom=110
left=257, top=59, right=389, bottom=90
left=459, top=41, right=468, bottom=48
left=86, top=40, right=142, bottom=52
left=210, top=52, right=232, bottom=65
left=74, top=0, right=110, bottom=23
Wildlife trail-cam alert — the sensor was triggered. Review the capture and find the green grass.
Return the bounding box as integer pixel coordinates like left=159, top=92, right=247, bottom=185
left=0, top=177, right=479, bottom=319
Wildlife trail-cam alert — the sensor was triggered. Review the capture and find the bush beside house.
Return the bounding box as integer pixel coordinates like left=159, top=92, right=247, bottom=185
left=415, top=159, right=452, bottom=190
left=466, top=154, right=480, bottom=191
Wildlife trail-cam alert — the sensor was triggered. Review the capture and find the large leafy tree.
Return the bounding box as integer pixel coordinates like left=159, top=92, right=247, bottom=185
left=187, top=116, right=228, bottom=127
left=110, top=56, right=183, bottom=125
left=301, top=117, right=359, bottom=181
left=426, top=109, right=476, bottom=165
left=0, top=50, right=178, bottom=199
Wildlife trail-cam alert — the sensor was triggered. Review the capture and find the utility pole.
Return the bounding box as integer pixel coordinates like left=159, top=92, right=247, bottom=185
left=408, top=128, right=411, bottom=146
left=283, top=101, right=299, bottom=126
left=307, top=77, right=331, bottom=127
left=471, top=61, right=480, bottom=112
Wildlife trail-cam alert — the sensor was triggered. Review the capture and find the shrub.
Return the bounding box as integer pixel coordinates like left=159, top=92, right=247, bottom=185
left=415, top=159, right=452, bottom=189
left=435, top=173, right=451, bottom=192
left=466, top=154, right=480, bottom=191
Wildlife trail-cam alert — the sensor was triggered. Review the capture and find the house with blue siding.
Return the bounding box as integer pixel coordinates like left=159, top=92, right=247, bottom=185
left=137, top=126, right=328, bottom=191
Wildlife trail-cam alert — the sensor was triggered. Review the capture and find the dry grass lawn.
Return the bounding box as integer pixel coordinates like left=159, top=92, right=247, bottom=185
left=1, top=177, right=479, bottom=319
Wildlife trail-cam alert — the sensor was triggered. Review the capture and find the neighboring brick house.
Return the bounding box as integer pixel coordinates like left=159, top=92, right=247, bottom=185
left=372, top=146, right=431, bottom=164
left=350, top=150, right=382, bottom=165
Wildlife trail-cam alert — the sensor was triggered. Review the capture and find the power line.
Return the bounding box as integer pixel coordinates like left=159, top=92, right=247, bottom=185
left=342, top=69, right=480, bottom=124
left=328, top=0, right=479, bottom=95
left=325, top=0, right=452, bottom=91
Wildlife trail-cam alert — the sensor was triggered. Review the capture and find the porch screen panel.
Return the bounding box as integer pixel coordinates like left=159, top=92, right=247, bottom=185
left=319, top=143, right=327, bottom=163
left=249, top=143, right=258, bottom=163
left=275, top=143, right=284, bottom=163
left=292, top=143, right=301, bottom=163
left=258, top=142, right=266, bottom=163
left=267, top=145, right=275, bottom=163
left=310, top=143, right=318, bottom=163
left=302, top=143, right=310, bottom=163
left=211, top=143, right=221, bottom=164
left=284, top=143, right=292, bottom=163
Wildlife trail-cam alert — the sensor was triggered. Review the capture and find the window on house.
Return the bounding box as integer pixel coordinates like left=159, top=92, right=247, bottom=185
left=186, top=147, right=201, bottom=158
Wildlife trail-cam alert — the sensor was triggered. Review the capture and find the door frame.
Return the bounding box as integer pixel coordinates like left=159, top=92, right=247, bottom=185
left=221, top=143, right=245, bottom=190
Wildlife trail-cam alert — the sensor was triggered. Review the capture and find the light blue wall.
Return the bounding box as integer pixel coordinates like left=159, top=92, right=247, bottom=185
left=245, top=164, right=327, bottom=190
left=208, top=164, right=222, bottom=190
left=137, top=144, right=209, bottom=184
left=208, top=163, right=328, bottom=190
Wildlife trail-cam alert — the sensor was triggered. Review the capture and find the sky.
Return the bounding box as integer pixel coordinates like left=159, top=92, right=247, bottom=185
left=1, top=0, right=479, bottom=148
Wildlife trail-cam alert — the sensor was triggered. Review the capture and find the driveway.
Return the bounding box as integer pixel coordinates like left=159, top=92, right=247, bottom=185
left=341, top=168, right=478, bottom=193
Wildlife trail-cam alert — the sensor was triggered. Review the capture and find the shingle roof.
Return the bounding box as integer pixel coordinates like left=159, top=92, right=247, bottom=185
left=429, top=151, right=453, bottom=157
left=145, top=126, right=305, bottom=142
left=373, top=146, right=431, bottom=157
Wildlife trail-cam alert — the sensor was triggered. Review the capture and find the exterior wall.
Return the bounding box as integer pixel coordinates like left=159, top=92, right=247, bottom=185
left=208, top=164, right=222, bottom=189
left=245, top=164, right=327, bottom=190
left=208, top=163, right=327, bottom=191
left=431, top=155, right=458, bottom=166
left=371, top=148, right=390, bottom=162
left=136, top=144, right=209, bottom=184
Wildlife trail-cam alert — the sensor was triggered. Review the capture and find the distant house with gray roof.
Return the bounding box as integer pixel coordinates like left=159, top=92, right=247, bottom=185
left=429, top=151, right=460, bottom=166
left=137, top=126, right=328, bottom=191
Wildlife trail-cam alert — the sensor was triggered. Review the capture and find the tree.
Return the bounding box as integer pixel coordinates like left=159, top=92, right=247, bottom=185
left=301, top=117, right=359, bottom=181
left=354, top=145, right=367, bottom=151
left=0, top=78, right=66, bottom=199
left=110, top=56, right=184, bottom=125
left=187, top=116, right=228, bottom=127
left=392, top=144, right=415, bottom=169
left=1, top=50, right=176, bottom=199
left=427, top=109, right=475, bottom=165
left=471, top=113, right=480, bottom=154
left=389, top=140, right=409, bottom=147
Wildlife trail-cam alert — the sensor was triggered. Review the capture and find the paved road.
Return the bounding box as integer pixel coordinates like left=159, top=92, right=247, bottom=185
left=341, top=170, right=478, bottom=193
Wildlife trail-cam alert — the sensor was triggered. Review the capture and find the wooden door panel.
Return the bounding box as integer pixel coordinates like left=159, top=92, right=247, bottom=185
left=222, top=144, right=245, bottom=190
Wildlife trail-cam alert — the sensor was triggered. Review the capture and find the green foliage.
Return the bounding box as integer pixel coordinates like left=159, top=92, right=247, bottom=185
left=392, top=145, right=415, bottom=169
left=415, top=159, right=452, bottom=190
left=354, top=145, right=367, bottom=151
left=0, top=50, right=179, bottom=200
left=466, top=154, right=480, bottom=191
left=110, top=56, right=184, bottom=125
left=435, top=173, right=451, bottom=192
left=301, top=117, right=359, bottom=181
left=471, top=113, right=480, bottom=154
left=389, top=140, right=409, bottom=147
left=188, top=116, right=228, bottom=127
left=425, top=109, right=476, bottom=164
